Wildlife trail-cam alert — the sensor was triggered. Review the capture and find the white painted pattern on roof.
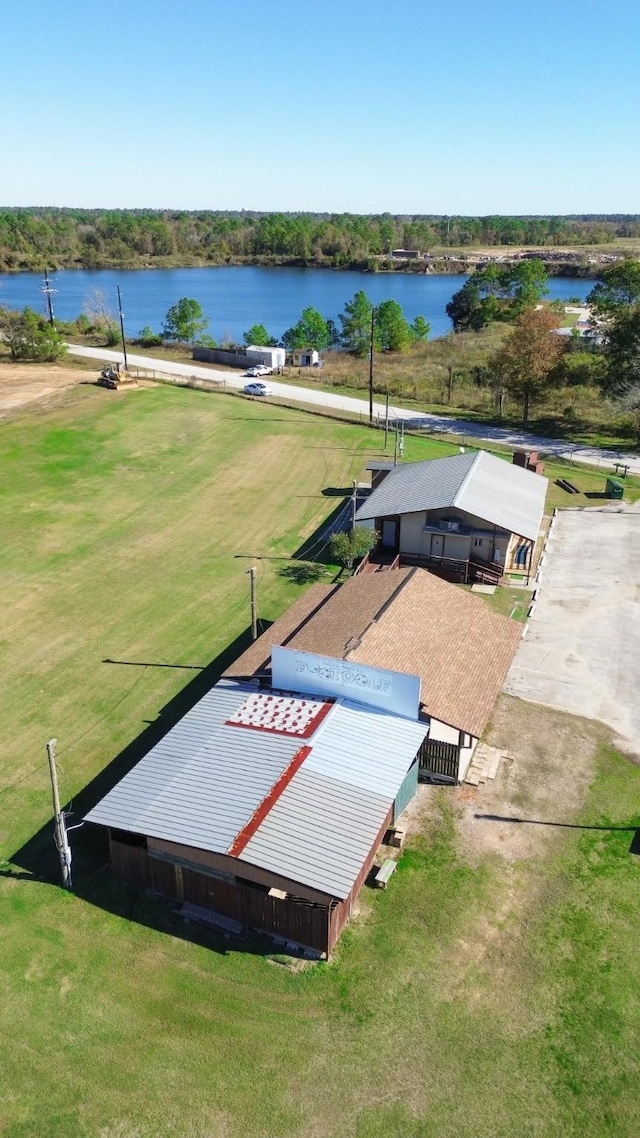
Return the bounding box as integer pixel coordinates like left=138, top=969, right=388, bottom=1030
left=226, top=690, right=329, bottom=737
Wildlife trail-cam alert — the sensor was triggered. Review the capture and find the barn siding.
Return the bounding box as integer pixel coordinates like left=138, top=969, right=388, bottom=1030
left=328, top=806, right=393, bottom=955
left=109, top=836, right=151, bottom=890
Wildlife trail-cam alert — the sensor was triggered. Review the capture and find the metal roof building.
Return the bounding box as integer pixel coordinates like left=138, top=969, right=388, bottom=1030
left=355, top=450, right=547, bottom=542
left=86, top=670, right=427, bottom=956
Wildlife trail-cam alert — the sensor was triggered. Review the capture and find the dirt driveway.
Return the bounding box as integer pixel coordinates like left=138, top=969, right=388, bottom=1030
left=505, top=505, right=640, bottom=758
left=0, top=361, right=94, bottom=416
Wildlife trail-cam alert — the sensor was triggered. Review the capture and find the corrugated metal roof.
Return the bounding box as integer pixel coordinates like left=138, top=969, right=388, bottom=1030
left=239, top=701, right=427, bottom=898
left=456, top=450, right=548, bottom=543
left=85, top=680, right=301, bottom=852
left=239, top=769, right=391, bottom=898
left=86, top=679, right=428, bottom=901
left=356, top=450, right=547, bottom=541
left=305, top=699, right=427, bottom=799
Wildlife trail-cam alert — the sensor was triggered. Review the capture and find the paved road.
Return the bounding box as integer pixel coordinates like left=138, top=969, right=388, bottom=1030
left=505, top=505, right=640, bottom=756
left=68, top=343, right=640, bottom=475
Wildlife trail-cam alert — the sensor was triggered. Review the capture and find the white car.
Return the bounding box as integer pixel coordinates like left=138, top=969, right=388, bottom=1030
left=244, top=381, right=273, bottom=397
left=245, top=365, right=272, bottom=377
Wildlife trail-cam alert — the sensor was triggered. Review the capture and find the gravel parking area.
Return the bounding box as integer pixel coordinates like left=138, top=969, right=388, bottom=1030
left=505, top=504, right=640, bottom=758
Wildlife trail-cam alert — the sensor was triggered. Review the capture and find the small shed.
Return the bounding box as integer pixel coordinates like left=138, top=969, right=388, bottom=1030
left=246, top=345, right=286, bottom=371
left=292, top=348, right=319, bottom=367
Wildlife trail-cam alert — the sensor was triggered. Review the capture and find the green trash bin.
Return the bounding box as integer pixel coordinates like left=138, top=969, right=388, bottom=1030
left=605, top=477, right=624, bottom=500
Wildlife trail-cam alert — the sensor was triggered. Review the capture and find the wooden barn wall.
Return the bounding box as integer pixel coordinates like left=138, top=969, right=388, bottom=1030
left=110, top=813, right=398, bottom=957
left=328, top=806, right=393, bottom=955
left=180, top=865, right=330, bottom=954
left=147, top=837, right=330, bottom=905
left=109, top=837, right=151, bottom=890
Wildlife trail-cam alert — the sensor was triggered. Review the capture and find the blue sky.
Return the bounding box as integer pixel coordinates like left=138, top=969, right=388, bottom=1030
left=3, top=0, right=639, bottom=213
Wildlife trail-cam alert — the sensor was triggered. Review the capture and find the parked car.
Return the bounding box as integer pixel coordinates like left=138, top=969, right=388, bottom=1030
left=245, top=365, right=272, bottom=377
left=244, top=381, right=273, bottom=397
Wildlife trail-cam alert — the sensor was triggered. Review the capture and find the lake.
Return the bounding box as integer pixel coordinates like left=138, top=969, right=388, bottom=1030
left=0, top=266, right=592, bottom=341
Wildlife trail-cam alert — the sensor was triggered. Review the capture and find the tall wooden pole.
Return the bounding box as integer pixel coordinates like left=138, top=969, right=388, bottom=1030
left=248, top=567, right=258, bottom=641
left=384, top=390, right=389, bottom=450
left=351, top=479, right=357, bottom=532
left=46, top=739, right=72, bottom=890
left=368, top=306, right=375, bottom=425
left=117, top=285, right=128, bottom=372
left=43, top=269, right=55, bottom=325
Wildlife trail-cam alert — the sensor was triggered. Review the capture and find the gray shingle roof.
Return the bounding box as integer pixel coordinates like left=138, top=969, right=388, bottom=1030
left=355, top=450, right=547, bottom=541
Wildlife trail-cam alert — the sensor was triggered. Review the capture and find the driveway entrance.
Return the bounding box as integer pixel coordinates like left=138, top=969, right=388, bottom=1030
left=505, top=505, right=640, bottom=757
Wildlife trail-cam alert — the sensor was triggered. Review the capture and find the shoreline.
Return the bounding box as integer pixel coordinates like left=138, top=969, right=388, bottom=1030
left=0, top=255, right=611, bottom=279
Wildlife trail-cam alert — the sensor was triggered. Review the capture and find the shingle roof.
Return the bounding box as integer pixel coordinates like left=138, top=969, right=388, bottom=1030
left=225, top=571, right=412, bottom=677
left=348, top=570, right=522, bottom=738
left=355, top=450, right=548, bottom=541
left=223, top=584, right=338, bottom=678
left=226, top=567, right=521, bottom=738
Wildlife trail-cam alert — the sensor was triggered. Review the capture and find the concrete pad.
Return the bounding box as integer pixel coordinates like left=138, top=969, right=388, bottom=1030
left=471, top=583, right=497, bottom=595
left=505, top=506, right=640, bottom=757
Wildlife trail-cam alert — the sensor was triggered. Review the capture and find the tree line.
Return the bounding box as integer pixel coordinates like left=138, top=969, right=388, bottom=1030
left=151, top=293, right=431, bottom=355
left=0, top=208, right=636, bottom=271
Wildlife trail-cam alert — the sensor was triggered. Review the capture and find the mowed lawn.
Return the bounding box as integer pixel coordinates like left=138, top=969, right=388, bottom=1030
left=1, top=382, right=640, bottom=1138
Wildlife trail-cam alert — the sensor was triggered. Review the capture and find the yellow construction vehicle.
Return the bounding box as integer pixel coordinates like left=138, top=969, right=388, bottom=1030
left=97, top=363, right=138, bottom=390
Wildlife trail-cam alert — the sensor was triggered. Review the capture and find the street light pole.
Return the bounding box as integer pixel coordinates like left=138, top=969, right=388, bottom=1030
left=117, top=285, right=128, bottom=372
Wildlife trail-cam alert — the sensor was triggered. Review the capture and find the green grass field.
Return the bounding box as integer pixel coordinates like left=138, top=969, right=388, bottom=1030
left=2, top=383, right=640, bottom=1137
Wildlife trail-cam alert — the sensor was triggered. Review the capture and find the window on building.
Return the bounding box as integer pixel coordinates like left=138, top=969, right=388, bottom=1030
left=473, top=537, right=483, bottom=547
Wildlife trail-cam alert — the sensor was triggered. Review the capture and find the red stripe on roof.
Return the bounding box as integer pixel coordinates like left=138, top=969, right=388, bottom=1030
left=227, top=744, right=313, bottom=858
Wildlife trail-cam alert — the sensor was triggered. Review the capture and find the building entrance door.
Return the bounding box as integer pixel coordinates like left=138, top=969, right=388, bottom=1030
left=381, top=519, right=399, bottom=551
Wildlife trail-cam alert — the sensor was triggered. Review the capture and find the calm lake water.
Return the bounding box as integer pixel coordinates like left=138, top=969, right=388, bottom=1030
left=0, top=266, right=592, bottom=341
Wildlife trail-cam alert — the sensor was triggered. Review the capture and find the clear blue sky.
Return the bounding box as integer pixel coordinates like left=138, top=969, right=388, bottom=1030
left=3, top=0, right=639, bottom=213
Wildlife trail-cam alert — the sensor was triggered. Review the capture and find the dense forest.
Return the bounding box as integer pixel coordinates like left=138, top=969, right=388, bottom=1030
left=0, top=209, right=639, bottom=272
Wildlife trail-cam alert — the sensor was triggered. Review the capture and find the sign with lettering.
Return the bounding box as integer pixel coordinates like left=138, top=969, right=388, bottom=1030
left=271, top=646, right=421, bottom=720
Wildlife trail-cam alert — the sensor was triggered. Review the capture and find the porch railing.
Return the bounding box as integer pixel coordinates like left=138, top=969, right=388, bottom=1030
left=418, top=738, right=460, bottom=782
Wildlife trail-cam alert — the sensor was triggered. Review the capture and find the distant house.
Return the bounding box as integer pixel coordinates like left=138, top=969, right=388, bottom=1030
left=390, top=249, right=421, bottom=259
left=291, top=348, right=320, bottom=367
left=225, top=566, right=522, bottom=784
left=356, top=451, right=548, bottom=581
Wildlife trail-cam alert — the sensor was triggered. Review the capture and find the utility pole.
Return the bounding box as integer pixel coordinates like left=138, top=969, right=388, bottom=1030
left=393, top=428, right=399, bottom=467
left=248, top=566, right=258, bottom=641
left=368, top=306, right=376, bottom=425
left=42, top=269, right=55, bottom=325
left=351, top=479, right=357, bottom=532
left=117, top=284, right=128, bottom=372
left=399, top=419, right=405, bottom=457
left=384, top=390, right=389, bottom=450
left=46, top=739, right=72, bottom=890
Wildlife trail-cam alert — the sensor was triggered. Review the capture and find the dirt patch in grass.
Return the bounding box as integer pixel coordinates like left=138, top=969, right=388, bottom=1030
left=456, top=695, right=602, bottom=865
left=0, top=361, right=97, bottom=416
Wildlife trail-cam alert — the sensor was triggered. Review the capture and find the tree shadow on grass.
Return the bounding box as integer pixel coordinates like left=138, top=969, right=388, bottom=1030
left=278, top=563, right=327, bottom=585
left=475, top=813, right=640, bottom=854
